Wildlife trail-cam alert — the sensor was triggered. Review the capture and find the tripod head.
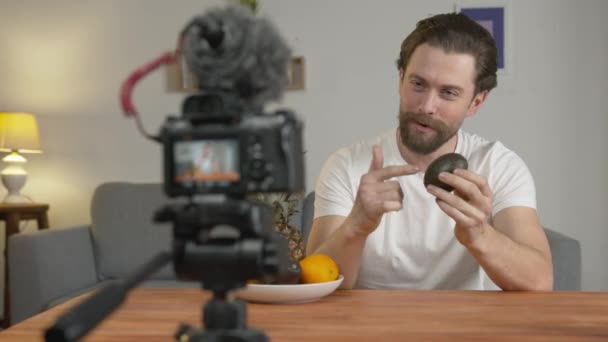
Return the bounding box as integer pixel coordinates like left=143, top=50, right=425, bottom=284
left=155, top=195, right=290, bottom=294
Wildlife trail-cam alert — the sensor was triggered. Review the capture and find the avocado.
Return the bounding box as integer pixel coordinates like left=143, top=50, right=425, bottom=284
left=271, top=262, right=301, bottom=285
left=423, top=153, right=468, bottom=192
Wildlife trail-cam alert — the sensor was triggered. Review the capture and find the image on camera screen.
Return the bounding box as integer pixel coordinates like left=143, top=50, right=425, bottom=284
left=174, top=139, right=240, bottom=185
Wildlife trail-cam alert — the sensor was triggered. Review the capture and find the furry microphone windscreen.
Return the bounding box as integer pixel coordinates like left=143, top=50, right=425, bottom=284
left=182, top=6, right=292, bottom=111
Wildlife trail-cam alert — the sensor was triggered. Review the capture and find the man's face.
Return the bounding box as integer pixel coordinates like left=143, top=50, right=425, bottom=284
left=398, top=43, right=486, bottom=154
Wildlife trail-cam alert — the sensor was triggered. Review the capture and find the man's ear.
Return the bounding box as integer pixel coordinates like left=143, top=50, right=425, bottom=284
left=467, top=90, right=488, bottom=117
left=398, top=68, right=405, bottom=93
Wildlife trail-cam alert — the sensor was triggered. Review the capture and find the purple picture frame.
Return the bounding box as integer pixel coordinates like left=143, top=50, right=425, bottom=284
left=460, top=7, right=505, bottom=69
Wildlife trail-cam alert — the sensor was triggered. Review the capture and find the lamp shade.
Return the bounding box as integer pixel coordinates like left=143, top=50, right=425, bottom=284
left=0, top=112, right=42, bottom=153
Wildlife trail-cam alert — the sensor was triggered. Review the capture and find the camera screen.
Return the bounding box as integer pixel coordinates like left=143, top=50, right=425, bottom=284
left=174, top=139, right=240, bottom=185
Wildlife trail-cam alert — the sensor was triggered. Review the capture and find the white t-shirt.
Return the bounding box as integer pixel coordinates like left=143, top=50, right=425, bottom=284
left=314, top=129, right=536, bottom=290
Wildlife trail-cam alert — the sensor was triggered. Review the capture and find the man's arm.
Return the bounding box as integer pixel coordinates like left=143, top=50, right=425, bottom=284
left=307, top=145, right=419, bottom=289
left=306, top=215, right=367, bottom=289
left=427, top=169, right=553, bottom=291
left=469, top=206, right=553, bottom=291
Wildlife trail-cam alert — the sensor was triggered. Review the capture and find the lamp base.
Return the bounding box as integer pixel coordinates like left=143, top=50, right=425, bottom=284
left=1, top=165, right=30, bottom=203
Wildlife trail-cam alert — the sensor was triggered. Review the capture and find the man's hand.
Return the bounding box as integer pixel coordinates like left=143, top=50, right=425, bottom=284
left=426, top=168, right=553, bottom=291
left=426, top=168, right=493, bottom=248
left=349, top=145, right=419, bottom=236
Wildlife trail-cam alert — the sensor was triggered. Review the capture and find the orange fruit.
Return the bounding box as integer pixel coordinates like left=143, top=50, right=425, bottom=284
left=299, top=254, right=339, bottom=284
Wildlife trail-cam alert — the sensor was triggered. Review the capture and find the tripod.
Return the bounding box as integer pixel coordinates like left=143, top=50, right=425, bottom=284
left=44, top=199, right=285, bottom=342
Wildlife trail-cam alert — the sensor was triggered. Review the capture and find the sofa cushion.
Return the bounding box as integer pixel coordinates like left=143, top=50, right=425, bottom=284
left=91, top=182, right=175, bottom=280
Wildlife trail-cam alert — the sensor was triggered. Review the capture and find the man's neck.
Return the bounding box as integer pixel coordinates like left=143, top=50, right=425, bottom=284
left=396, top=130, right=459, bottom=172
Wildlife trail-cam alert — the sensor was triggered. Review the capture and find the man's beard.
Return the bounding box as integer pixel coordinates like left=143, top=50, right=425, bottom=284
left=398, top=111, right=458, bottom=154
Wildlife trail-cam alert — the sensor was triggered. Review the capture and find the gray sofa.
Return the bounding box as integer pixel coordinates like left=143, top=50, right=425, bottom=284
left=9, top=182, right=582, bottom=324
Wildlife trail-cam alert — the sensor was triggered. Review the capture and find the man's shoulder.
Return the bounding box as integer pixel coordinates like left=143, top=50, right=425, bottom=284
left=320, top=129, right=396, bottom=178
left=460, top=130, right=518, bottom=159
left=333, top=129, right=396, bottom=159
left=459, top=130, right=528, bottom=173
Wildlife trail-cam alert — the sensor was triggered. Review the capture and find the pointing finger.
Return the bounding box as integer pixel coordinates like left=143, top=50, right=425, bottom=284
left=372, top=165, right=420, bottom=181
left=368, top=145, right=384, bottom=172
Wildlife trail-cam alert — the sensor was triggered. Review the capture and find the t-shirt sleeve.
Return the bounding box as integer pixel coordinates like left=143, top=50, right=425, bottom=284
left=490, top=148, right=537, bottom=216
left=314, top=149, right=355, bottom=219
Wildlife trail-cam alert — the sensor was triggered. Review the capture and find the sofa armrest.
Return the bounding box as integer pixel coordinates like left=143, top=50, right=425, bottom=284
left=9, top=225, right=99, bottom=324
left=544, top=228, right=581, bottom=291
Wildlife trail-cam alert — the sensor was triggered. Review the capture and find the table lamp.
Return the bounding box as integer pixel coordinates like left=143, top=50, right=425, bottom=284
left=0, top=112, right=42, bottom=203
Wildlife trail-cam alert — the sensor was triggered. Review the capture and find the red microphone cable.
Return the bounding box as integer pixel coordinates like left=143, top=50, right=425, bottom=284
left=120, top=52, right=176, bottom=117
left=119, top=32, right=187, bottom=140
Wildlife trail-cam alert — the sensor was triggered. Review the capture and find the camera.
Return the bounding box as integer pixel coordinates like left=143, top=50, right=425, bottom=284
left=160, top=92, right=305, bottom=198
left=45, top=6, right=302, bottom=342
left=153, top=4, right=305, bottom=292
left=152, top=7, right=305, bottom=339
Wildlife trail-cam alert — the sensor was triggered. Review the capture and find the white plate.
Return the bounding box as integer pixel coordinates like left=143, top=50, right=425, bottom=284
left=235, top=275, right=344, bottom=304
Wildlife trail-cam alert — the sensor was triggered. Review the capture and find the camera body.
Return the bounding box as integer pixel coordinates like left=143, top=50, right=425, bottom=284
left=161, top=92, right=305, bottom=198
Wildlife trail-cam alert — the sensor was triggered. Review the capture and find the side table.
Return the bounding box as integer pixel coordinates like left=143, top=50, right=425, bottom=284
left=0, top=203, right=49, bottom=327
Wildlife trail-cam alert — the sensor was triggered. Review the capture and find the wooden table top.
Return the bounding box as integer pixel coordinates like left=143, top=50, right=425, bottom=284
left=2, top=288, right=608, bottom=341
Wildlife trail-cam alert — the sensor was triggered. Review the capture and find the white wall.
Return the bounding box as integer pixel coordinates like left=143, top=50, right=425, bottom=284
left=0, top=0, right=607, bottom=290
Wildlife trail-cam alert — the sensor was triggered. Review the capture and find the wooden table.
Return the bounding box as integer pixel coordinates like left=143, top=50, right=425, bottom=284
left=0, top=203, right=49, bottom=328
left=1, top=288, right=608, bottom=341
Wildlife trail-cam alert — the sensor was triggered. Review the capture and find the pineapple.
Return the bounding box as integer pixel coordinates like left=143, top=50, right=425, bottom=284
left=252, top=192, right=306, bottom=262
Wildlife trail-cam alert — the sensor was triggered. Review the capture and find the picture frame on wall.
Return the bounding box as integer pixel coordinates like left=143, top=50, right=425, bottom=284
left=175, top=51, right=199, bottom=92
left=169, top=52, right=306, bottom=93
left=455, top=1, right=511, bottom=74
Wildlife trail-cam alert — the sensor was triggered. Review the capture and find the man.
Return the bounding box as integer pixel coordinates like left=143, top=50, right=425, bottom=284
left=306, top=13, right=553, bottom=291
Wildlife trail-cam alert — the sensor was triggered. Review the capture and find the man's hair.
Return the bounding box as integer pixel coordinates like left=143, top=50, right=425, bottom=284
left=396, top=13, right=498, bottom=95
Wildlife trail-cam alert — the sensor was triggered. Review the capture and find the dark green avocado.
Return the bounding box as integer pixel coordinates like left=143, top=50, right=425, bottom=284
left=423, top=153, right=468, bottom=192
left=271, top=262, right=302, bottom=285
